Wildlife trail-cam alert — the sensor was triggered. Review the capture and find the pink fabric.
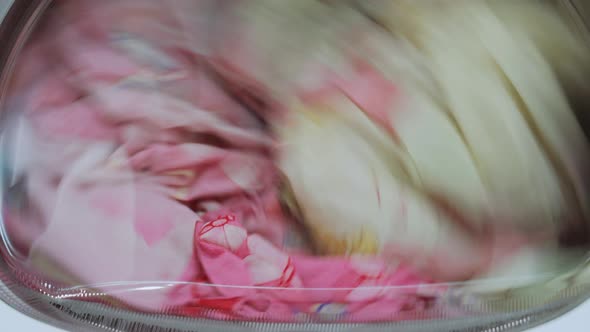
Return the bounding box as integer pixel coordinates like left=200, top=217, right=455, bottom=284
left=298, top=60, right=401, bottom=135
left=1, top=0, right=442, bottom=323
left=186, top=212, right=440, bottom=321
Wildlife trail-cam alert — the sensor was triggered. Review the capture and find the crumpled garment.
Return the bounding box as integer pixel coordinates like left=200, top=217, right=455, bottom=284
left=232, top=0, right=590, bottom=234
left=183, top=211, right=441, bottom=321
left=271, top=0, right=590, bottom=285
left=0, top=0, right=442, bottom=322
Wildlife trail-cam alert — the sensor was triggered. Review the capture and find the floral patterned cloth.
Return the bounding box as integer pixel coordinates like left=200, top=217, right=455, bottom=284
left=186, top=212, right=441, bottom=321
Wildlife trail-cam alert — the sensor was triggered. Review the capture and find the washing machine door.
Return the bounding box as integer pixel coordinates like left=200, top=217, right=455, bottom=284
left=1, top=0, right=590, bottom=331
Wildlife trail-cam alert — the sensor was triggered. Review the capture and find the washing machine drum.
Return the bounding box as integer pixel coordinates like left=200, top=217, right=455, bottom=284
left=1, top=1, right=590, bottom=331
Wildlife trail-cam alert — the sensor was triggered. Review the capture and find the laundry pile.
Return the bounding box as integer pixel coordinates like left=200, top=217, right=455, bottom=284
left=1, top=0, right=589, bottom=322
